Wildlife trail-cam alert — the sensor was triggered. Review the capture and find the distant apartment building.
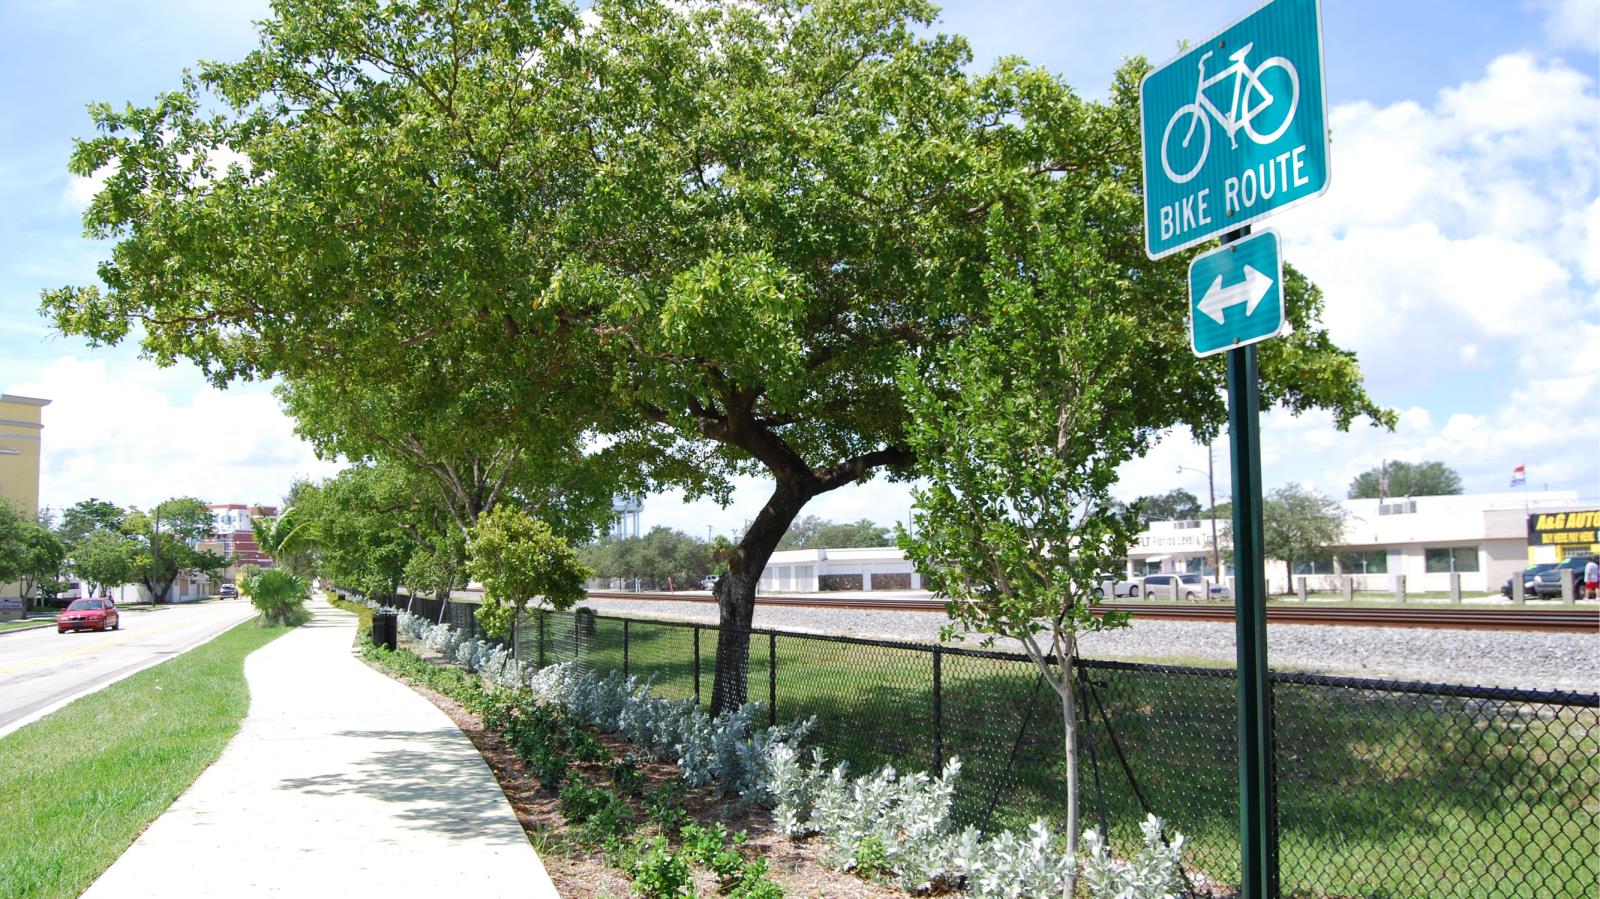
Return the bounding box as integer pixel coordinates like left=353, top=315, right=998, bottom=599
left=204, top=503, right=279, bottom=573
left=1, top=394, right=50, bottom=608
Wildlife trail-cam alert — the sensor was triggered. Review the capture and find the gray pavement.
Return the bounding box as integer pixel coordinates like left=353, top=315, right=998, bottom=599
left=82, top=597, right=558, bottom=899
left=0, top=598, right=260, bottom=739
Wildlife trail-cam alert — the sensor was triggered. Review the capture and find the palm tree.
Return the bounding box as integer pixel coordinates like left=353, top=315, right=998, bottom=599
left=251, top=507, right=319, bottom=576
left=252, top=506, right=313, bottom=556
left=248, top=568, right=309, bottom=626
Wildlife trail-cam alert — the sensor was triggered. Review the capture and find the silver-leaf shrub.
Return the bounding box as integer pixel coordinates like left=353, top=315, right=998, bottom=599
left=960, top=819, right=1075, bottom=899
left=765, top=742, right=963, bottom=891
left=379, top=613, right=1184, bottom=899
left=766, top=745, right=1182, bottom=899
left=1078, top=816, right=1184, bottom=899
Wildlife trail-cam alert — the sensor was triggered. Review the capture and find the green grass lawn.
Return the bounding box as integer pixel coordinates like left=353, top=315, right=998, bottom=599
left=0, top=618, right=291, bottom=899
left=520, top=611, right=1598, bottom=899
left=0, top=618, right=55, bottom=633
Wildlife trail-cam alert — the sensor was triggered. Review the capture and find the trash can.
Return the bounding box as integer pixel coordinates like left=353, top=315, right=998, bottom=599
left=575, top=606, right=596, bottom=638
left=371, top=608, right=397, bottom=651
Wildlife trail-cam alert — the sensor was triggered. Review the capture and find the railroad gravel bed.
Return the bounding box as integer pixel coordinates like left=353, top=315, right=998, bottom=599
left=578, top=597, right=1598, bottom=693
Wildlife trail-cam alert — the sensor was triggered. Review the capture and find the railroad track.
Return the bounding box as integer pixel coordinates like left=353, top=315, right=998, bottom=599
left=585, top=591, right=1599, bottom=633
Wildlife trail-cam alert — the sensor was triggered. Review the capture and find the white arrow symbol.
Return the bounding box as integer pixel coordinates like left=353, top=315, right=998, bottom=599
left=1198, top=264, right=1274, bottom=325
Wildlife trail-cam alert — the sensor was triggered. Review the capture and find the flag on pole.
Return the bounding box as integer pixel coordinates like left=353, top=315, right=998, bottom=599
left=1510, top=465, right=1526, bottom=488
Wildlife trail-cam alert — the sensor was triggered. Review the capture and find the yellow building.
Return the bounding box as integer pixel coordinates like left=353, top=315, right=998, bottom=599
left=1, top=394, right=50, bottom=608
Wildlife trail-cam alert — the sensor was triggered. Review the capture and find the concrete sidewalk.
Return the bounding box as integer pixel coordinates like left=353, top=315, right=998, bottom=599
left=84, top=597, right=559, bottom=898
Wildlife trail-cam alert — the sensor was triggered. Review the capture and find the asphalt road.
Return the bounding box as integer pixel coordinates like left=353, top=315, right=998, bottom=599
left=0, top=599, right=260, bottom=738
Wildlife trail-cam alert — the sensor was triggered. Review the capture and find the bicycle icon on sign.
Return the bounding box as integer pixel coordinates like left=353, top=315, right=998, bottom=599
left=1161, top=43, right=1299, bottom=184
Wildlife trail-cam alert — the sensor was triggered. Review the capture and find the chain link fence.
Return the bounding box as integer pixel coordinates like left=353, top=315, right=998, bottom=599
left=370, top=595, right=1598, bottom=898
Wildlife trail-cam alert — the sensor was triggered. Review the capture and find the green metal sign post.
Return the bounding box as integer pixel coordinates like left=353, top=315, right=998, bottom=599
left=1222, top=226, right=1277, bottom=896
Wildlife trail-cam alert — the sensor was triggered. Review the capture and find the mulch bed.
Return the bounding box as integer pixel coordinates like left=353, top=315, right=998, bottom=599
left=367, top=645, right=907, bottom=899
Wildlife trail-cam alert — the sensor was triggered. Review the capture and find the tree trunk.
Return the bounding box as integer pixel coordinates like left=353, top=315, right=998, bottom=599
left=708, top=478, right=812, bottom=715
left=1053, top=641, right=1081, bottom=899
left=1056, top=683, right=1080, bottom=898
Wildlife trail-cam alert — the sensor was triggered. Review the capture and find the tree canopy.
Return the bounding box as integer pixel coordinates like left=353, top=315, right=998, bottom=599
left=1262, top=483, right=1348, bottom=590
left=580, top=527, right=714, bottom=586
left=774, top=515, right=895, bottom=550
left=43, top=0, right=1390, bottom=711
left=1348, top=460, right=1464, bottom=499
left=291, top=462, right=431, bottom=600
left=0, top=502, right=28, bottom=590
left=123, top=497, right=228, bottom=602
left=71, top=529, right=138, bottom=596
left=58, top=499, right=125, bottom=548
left=468, top=505, right=590, bottom=636
left=1132, top=489, right=1202, bottom=527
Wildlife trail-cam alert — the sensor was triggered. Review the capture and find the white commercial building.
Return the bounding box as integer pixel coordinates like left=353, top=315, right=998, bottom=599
left=1126, top=490, right=1597, bottom=594
left=754, top=491, right=1598, bottom=596
left=757, top=546, right=920, bottom=592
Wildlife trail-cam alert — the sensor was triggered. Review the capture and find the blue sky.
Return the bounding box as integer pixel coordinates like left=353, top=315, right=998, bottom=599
left=1, top=0, right=1596, bottom=532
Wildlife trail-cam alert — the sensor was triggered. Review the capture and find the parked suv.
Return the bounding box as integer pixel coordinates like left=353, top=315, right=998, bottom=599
left=1501, top=563, right=1556, bottom=598
left=1532, top=557, right=1592, bottom=598
left=1141, top=573, right=1209, bottom=600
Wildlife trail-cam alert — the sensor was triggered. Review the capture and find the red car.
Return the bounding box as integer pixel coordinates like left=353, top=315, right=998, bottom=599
left=57, top=598, right=120, bottom=633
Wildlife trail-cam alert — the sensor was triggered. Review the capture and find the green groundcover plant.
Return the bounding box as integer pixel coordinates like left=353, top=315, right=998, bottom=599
left=358, top=598, right=1184, bottom=898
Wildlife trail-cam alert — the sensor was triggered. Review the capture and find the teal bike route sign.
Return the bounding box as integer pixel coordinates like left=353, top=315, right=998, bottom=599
left=1188, top=228, right=1283, bottom=357
left=1140, top=0, right=1328, bottom=259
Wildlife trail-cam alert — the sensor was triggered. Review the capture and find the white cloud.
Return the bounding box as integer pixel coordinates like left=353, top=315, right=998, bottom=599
left=1270, top=50, right=1598, bottom=453
left=62, top=161, right=117, bottom=209
left=7, top=356, right=343, bottom=513
left=1529, top=0, right=1600, bottom=53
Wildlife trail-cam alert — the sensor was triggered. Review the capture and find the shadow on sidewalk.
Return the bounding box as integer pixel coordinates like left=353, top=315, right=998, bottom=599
left=277, top=728, right=514, bottom=841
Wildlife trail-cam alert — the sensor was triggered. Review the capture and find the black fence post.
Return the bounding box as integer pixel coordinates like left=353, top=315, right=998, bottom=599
left=693, top=625, right=702, bottom=705
left=932, top=646, right=944, bottom=771
left=768, top=631, right=777, bottom=726
left=537, top=612, right=546, bottom=669
left=623, top=618, right=631, bottom=680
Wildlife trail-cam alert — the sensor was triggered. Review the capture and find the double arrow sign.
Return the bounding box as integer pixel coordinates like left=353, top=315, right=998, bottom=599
left=1196, top=264, right=1274, bottom=324
left=1187, top=228, right=1285, bottom=358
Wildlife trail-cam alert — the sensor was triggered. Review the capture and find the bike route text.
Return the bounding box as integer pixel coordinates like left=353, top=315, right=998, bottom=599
left=1157, top=143, right=1312, bottom=243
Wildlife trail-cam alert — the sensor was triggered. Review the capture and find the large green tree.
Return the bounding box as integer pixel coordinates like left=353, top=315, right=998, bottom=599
left=774, top=515, right=895, bottom=550
left=42, top=0, right=1388, bottom=713
left=18, top=513, right=69, bottom=612
left=581, top=527, right=714, bottom=587
left=1263, top=483, right=1348, bottom=591
left=0, top=502, right=28, bottom=594
left=58, top=499, right=125, bottom=549
left=1131, top=489, right=1202, bottom=527
left=70, top=529, right=138, bottom=597
left=1348, top=460, right=1463, bottom=499
left=292, top=463, right=425, bottom=601
left=123, top=497, right=228, bottom=602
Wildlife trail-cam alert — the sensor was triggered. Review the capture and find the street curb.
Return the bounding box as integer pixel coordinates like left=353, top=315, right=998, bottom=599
left=0, top=621, right=56, bottom=636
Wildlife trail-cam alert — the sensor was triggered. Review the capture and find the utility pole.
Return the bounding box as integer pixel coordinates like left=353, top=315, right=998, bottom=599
left=151, top=504, right=161, bottom=604
left=1178, top=444, right=1222, bottom=576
